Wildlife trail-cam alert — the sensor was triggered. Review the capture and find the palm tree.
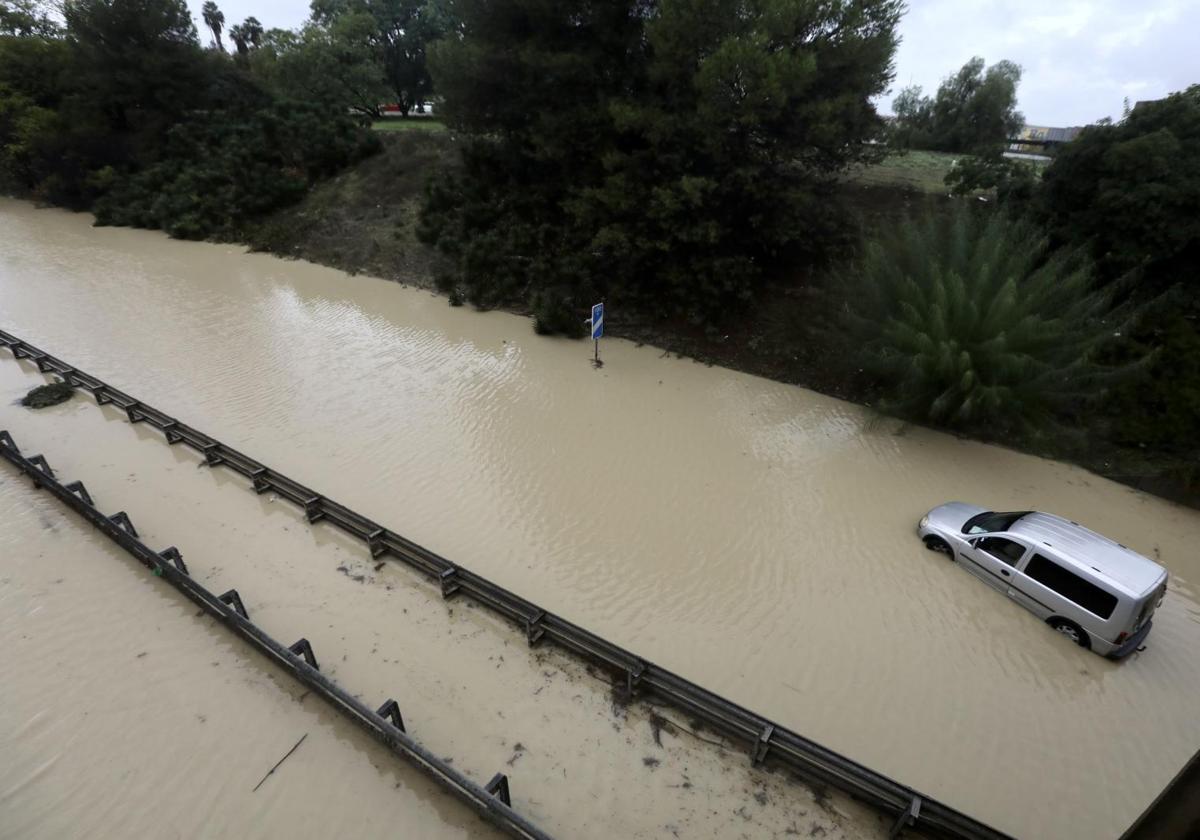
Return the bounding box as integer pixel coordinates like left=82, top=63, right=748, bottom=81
left=828, top=209, right=1133, bottom=439
left=201, top=1, right=224, bottom=51
left=229, top=15, right=263, bottom=55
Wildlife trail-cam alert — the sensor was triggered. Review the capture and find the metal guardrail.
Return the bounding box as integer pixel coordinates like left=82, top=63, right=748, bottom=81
left=1, top=329, right=1011, bottom=840
left=0, top=428, right=550, bottom=840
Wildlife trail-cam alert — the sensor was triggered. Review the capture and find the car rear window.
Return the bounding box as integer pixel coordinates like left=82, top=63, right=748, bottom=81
left=1025, top=554, right=1118, bottom=619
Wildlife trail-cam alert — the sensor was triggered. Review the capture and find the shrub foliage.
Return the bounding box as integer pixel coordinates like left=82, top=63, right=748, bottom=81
left=829, top=210, right=1128, bottom=438
left=0, top=0, right=377, bottom=238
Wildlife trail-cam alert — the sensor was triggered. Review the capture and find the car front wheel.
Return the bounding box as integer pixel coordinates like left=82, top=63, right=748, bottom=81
left=923, top=536, right=953, bottom=559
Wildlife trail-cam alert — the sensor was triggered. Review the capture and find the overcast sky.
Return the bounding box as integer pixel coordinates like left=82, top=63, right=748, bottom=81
left=198, top=0, right=1200, bottom=127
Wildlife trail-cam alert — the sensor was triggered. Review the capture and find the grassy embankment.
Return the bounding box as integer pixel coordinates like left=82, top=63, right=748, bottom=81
left=848, top=149, right=961, bottom=193
left=371, top=118, right=448, bottom=132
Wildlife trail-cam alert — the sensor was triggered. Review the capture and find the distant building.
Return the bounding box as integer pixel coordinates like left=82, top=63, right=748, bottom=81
left=1009, top=125, right=1084, bottom=153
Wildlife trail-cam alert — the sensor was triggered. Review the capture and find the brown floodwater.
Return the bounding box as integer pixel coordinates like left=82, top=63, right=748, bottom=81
left=0, top=474, right=507, bottom=840
left=2, top=198, right=1199, bottom=839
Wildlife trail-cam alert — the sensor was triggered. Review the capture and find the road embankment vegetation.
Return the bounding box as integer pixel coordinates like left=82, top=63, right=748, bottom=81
left=1, top=0, right=1196, bottom=502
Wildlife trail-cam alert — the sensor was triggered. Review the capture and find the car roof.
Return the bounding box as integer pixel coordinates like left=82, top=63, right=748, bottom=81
left=1008, top=512, right=1166, bottom=596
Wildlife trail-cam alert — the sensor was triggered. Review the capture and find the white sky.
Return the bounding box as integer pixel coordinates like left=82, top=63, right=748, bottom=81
left=196, top=0, right=1200, bottom=127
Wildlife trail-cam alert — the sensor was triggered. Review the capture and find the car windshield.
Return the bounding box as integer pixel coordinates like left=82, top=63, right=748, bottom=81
left=962, top=511, right=1030, bottom=535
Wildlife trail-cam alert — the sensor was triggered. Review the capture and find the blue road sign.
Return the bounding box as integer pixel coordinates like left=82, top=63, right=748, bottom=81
left=591, top=302, right=604, bottom=340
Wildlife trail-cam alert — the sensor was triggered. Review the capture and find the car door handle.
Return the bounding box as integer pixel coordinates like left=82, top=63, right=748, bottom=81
left=1001, top=569, right=1011, bottom=577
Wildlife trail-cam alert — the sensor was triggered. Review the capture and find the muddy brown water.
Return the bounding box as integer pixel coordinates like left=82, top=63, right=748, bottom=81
left=2, top=198, right=1199, bottom=839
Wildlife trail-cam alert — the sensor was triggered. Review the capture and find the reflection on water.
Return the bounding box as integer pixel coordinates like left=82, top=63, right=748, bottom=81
left=3, top=198, right=1200, bottom=840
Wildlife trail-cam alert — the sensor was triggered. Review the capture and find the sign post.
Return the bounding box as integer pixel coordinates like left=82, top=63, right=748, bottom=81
left=589, top=302, right=604, bottom=367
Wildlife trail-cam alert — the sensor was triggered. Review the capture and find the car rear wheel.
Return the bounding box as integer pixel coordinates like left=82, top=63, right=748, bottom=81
left=923, top=536, right=953, bottom=559
left=1049, top=618, right=1091, bottom=649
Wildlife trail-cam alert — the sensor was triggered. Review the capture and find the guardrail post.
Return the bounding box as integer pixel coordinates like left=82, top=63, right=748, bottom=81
left=94, top=386, right=113, bottom=406
left=289, top=638, right=319, bottom=670
left=59, top=367, right=78, bottom=386
left=11, top=344, right=30, bottom=359
left=0, top=430, right=18, bottom=452
left=27, top=454, right=54, bottom=488
left=203, top=443, right=224, bottom=466
left=34, top=356, right=54, bottom=373
left=377, top=699, right=406, bottom=732
left=125, top=402, right=145, bottom=423
left=525, top=610, right=546, bottom=646
left=485, top=773, right=512, bottom=807
left=366, top=529, right=386, bottom=558
left=440, top=566, right=460, bottom=598
left=65, top=480, right=93, bottom=506
left=218, top=589, right=248, bottom=618
left=889, top=795, right=922, bottom=839
left=162, top=421, right=184, bottom=445
left=304, top=496, right=325, bottom=523
left=626, top=661, right=645, bottom=699
left=251, top=468, right=271, bottom=494
left=160, top=547, right=189, bottom=575
left=752, top=724, right=774, bottom=767
left=109, top=511, right=139, bottom=538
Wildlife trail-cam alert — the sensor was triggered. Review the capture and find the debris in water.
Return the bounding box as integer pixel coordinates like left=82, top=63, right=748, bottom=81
left=642, top=757, right=660, bottom=769
left=252, top=733, right=308, bottom=792
left=506, top=743, right=526, bottom=766
left=21, top=381, right=74, bottom=408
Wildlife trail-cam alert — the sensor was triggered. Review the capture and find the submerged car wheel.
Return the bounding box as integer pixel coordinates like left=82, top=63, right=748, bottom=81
left=923, top=536, right=953, bottom=559
left=1049, top=618, right=1091, bottom=649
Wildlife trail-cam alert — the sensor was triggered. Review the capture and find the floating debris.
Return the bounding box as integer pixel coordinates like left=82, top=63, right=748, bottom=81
left=22, top=381, right=74, bottom=408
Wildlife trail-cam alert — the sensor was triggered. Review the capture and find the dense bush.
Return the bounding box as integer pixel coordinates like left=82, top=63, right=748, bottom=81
left=826, top=210, right=1129, bottom=439
left=94, top=101, right=377, bottom=239
left=1038, top=85, right=1200, bottom=290
left=1103, top=294, right=1200, bottom=477
left=944, top=154, right=1039, bottom=205
left=1034, top=86, right=1200, bottom=486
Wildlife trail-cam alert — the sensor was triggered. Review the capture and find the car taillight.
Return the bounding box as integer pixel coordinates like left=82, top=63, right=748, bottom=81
left=1115, top=631, right=1128, bottom=644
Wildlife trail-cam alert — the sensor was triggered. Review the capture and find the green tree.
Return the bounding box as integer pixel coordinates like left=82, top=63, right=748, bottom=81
left=892, top=56, right=1023, bottom=153
left=826, top=210, right=1129, bottom=439
left=309, top=0, right=444, bottom=114
left=1038, top=85, right=1200, bottom=288
left=259, top=15, right=390, bottom=117
left=1037, top=87, right=1200, bottom=479
left=1, top=0, right=378, bottom=227
left=890, top=83, right=932, bottom=147
left=422, top=0, right=904, bottom=329
left=201, top=0, right=225, bottom=50
left=63, top=0, right=205, bottom=129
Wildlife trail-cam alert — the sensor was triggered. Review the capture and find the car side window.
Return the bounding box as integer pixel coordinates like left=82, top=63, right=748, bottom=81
left=975, top=536, right=1027, bottom=567
left=1025, top=554, right=1118, bottom=619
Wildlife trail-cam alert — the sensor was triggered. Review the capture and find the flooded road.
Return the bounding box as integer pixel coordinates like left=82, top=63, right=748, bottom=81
left=2, top=197, right=1200, bottom=839
left=0, top=467, right=506, bottom=840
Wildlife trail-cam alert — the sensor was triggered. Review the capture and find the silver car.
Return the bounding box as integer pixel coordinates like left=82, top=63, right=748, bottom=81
left=918, top=503, right=1168, bottom=659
